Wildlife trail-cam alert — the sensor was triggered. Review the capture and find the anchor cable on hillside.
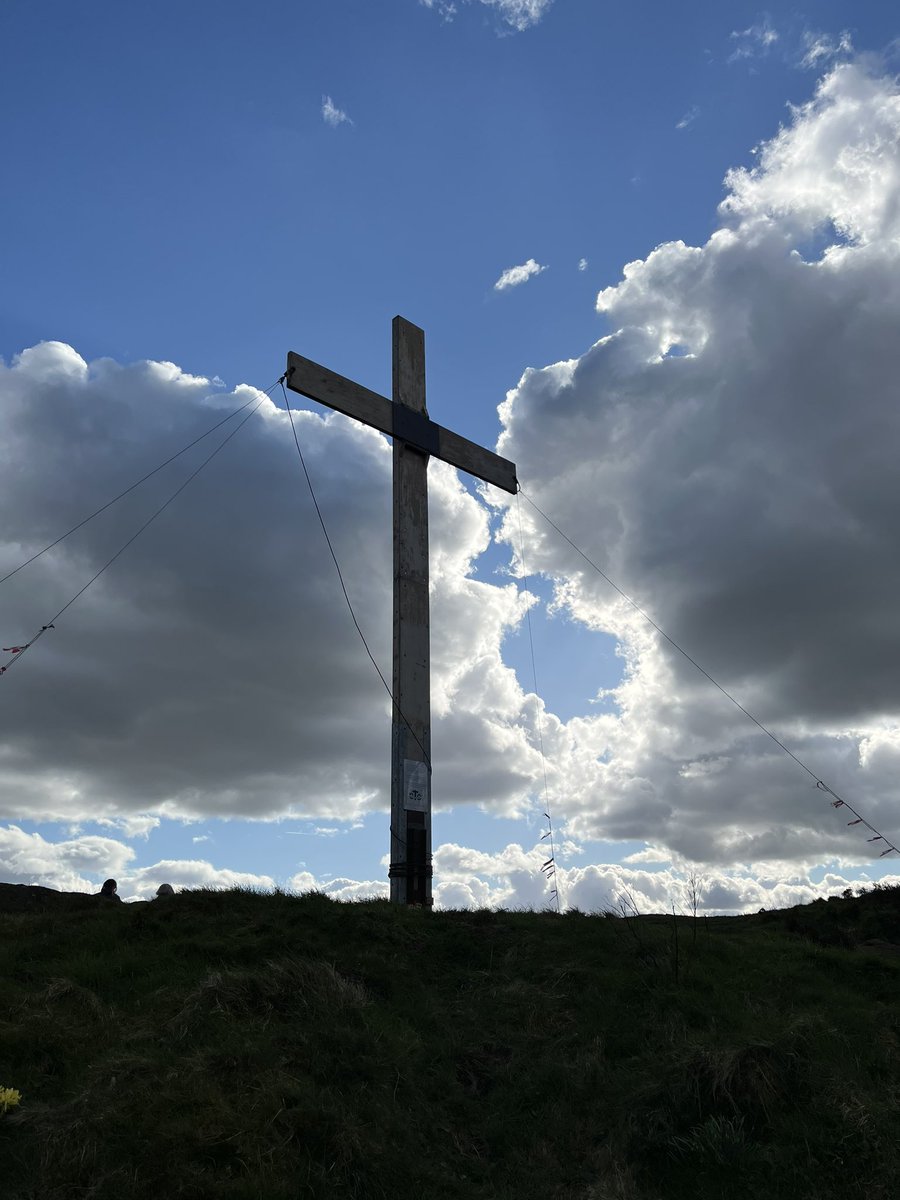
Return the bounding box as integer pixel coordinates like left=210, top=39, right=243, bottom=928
left=278, top=378, right=430, bottom=776
left=514, top=492, right=563, bottom=911
left=517, top=487, right=899, bottom=859
left=0, top=383, right=278, bottom=592
left=0, top=388, right=273, bottom=681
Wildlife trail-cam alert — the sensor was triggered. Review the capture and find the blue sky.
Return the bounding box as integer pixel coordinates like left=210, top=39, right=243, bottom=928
left=4, top=0, right=878, bottom=403
left=2, top=1, right=900, bottom=910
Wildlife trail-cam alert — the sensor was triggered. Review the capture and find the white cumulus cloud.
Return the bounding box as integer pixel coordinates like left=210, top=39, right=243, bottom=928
left=497, top=60, right=900, bottom=874
left=429, top=842, right=898, bottom=914
left=493, top=258, right=547, bottom=291
left=0, top=825, right=134, bottom=892
left=0, top=824, right=277, bottom=898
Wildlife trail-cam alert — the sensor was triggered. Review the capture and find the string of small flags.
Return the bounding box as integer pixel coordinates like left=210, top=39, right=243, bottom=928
left=817, top=780, right=899, bottom=858
left=0, top=625, right=54, bottom=678
left=514, top=491, right=563, bottom=911
left=518, top=487, right=899, bottom=868
left=540, top=812, right=559, bottom=906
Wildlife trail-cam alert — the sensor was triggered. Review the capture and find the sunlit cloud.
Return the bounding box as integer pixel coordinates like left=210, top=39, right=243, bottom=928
left=493, top=258, right=547, bottom=291
left=800, top=30, right=853, bottom=69
left=421, top=0, right=553, bottom=33
left=321, top=95, right=353, bottom=127
left=728, top=17, right=779, bottom=63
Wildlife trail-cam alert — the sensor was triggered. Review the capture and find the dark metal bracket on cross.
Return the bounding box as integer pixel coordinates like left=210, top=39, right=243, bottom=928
left=286, top=317, right=517, bottom=906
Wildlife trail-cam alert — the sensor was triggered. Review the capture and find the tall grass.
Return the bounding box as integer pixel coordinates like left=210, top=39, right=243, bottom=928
left=1, top=884, right=899, bottom=1198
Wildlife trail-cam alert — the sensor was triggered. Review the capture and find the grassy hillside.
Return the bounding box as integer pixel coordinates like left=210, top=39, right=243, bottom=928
left=1, top=883, right=899, bottom=1199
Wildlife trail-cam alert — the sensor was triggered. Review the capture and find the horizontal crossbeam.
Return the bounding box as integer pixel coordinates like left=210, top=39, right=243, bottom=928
left=285, top=351, right=518, bottom=494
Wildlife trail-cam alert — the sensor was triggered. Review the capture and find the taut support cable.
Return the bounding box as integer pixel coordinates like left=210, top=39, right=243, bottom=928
left=1, top=383, right=278, bottom=681
left=518, top=486, right=899, bottom=859
left=516, top=491, right=563, bottom=911
left=0, top=385, right=272, bottom=591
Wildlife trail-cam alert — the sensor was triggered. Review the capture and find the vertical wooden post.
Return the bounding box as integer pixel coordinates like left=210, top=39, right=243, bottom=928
left=389, top=317, right=433, bottom=906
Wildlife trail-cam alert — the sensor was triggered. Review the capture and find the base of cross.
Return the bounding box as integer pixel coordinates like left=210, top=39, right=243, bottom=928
left=388, top=858, right=434, bottom=907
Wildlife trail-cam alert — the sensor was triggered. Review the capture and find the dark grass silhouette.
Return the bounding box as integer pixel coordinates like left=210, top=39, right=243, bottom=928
left=1, top=882, right=899, bottom=1199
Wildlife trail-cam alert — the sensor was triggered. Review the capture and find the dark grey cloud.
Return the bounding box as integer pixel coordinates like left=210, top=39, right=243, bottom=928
left=0, top=346, right=542, bottom=825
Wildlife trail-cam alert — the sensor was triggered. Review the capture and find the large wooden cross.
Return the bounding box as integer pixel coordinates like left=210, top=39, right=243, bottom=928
left=286, top=317, right=517, bottom=906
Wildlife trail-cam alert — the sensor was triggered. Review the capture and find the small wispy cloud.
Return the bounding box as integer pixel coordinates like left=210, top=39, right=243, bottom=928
left=728, top=17, right=779, bottom=63
left=484, top=0, right=554, bottom=31
left=676, top=105, right=700, bottom=131
left=421, top=0, right=552, bottom=33
left=96, top=815, right=159, bottom=840
left=287, top=823, right=356, bottom=838
left=322, top=95, right=353, bottom=127
left=623, top=847, right=672, bottom=865
left=578, top=258, right=588, bottom=272
left=800, top=30, right=853, bottom=69
left=419, top=0, right=458, bottom=20
left=192, top=835, right=210, bottom=844
left=494, top=258, right=547, bottom=291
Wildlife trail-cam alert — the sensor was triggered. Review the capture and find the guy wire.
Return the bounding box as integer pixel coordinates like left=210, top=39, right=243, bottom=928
left=516, top=491, right=563, bottom=912
left=1, top=388, right=273, bottom=681
left=517, top=487, right=898, bottom=858
left=0, top=382, right=279, bottom=590
left=278, top=380, right=430, bottom=775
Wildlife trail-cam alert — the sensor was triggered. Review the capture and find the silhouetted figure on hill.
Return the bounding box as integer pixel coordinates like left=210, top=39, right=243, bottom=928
left=98, top=878, right=122, bottom=902
left=155, top=883, right=175, bottom=898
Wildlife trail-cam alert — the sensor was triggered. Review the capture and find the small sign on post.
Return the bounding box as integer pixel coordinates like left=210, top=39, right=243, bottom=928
left=403, top=760, right=429, bottom=812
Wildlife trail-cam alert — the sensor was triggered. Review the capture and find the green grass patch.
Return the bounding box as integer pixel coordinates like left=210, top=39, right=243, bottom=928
left=1, top=884, right=899, bottom=1198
